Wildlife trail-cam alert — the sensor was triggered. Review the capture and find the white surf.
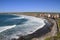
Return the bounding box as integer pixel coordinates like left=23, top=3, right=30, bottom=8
left=0, top=25, right=16, bottom=33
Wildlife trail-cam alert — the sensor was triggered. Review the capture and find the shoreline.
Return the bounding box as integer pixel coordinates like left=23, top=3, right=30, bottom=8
left=0, top=14, right=46, bottom=40
left=0, top=14, right=56, bottom=40
left=14, top=17, right=53, bottom=40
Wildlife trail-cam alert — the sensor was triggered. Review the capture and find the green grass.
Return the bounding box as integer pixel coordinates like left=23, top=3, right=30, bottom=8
left=57, top=18, right=60, bottom=28
left=45, top=18, right=60, bottom=40
left=57, top=32, right=60, bottom=37
left=45, top=37, right=51, bottom=40
left=45, top=32, right=60, bottom=40
left=45, top=36, right=60, bottom=40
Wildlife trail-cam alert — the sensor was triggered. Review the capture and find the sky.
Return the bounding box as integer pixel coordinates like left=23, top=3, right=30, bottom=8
left=0, top=0, right=60, bottom=12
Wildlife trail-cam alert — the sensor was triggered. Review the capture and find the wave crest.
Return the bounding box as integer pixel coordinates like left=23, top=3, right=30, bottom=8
left=0, top=15, right=46, bottom=40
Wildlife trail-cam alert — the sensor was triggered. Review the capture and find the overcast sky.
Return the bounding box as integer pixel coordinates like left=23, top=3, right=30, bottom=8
left=0, top=0, right=60, bottom=12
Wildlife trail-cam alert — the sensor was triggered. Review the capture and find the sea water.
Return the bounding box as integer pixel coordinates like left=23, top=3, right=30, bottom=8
left=0, top=14, right=46, bottom=40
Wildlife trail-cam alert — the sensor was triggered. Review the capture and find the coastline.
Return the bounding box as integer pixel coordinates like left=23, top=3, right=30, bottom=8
left=14, top=18, right=53, bottom=40
left=2, top=14, right=47, bottom=40
left=0, top=14, right=56, bottom=40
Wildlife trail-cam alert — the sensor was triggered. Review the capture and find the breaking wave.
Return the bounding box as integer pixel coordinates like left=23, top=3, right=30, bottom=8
left=0, top=14, right=46, bottom=40
left=0, top=25, right=16, bottom=33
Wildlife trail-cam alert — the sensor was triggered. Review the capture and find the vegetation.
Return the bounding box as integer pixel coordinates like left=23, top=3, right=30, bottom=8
left=45, top=32, right=60, bottom=40
left=57, top=18, right=60, bottom=28
left=45, top=18, right=60, bottom=40
left=45, top=37, right=51, bottom=40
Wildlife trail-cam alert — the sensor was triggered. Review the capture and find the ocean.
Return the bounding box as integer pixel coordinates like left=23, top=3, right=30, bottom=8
left=0, top=14, right=45, bottom=40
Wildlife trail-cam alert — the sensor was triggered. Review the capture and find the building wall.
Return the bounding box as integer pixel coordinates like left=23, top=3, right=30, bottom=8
left=39, top=13, right=59, bottom=19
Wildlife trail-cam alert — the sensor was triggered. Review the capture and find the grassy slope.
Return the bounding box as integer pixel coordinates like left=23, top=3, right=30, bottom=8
left=57, top=18, right=60, bottom=28
left=45, top=18, right=60, bottom=40
left=45, top=32, right=60, bottom=40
